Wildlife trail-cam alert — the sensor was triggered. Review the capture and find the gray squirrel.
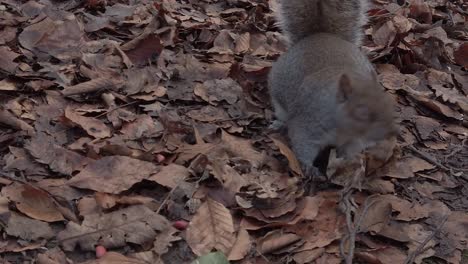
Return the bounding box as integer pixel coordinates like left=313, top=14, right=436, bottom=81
left=269, top=0, right=397, bottom=177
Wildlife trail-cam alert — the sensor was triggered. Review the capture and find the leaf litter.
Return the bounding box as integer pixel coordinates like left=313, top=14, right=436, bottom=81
left=0, top=0, right=467, bottom=263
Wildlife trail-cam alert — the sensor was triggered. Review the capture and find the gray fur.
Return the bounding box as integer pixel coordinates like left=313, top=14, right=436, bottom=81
left=277, top=0, right=369, bottom=46
left=269, top=2, right=396, bottom=175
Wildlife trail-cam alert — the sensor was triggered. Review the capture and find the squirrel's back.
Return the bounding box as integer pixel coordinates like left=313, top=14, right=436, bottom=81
left=276, top=0, right=369, bottom=46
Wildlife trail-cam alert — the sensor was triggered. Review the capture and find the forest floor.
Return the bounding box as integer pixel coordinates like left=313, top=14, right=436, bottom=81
left=0, top=0, right=467, bottom=263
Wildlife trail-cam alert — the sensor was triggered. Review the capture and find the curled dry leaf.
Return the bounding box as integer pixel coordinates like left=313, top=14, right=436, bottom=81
left=68, top=156, right=160, bottom=194
left=57, top=205, right=170, bottom=251
left=186, top=197, right=236, bottom=256
left=257, top=230, right=302, bottom=254
left=62, top=78, right=119, bottom=96
left=64, top=107, right=111, bottom=139
left=270, top=135, right=303, bottom=175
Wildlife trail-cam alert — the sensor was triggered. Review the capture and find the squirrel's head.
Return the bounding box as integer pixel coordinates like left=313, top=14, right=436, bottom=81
left=335, top=73, right=397, bottom=158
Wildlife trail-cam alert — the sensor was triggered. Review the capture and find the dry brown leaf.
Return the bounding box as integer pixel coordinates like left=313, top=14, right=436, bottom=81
left=152, top=226, right=181, bottom=256
left=257, top=230, right=302, bottom=254
left=81, top=252, right=148, bottom=264
left=186, top=105, right=230, bottom=122
left=358, top=199, right=392, bottom=233
left=148, top=163, right=190, bottom=189
left=228, top=229, right=252, bottom=261
left=221, top=130, right=266, bottom=168
left=194, top=78, right=243, bottom=105
left=0, top=46, right=19, bottom=73
left=6, top=212, right=54, bottom=241
left=411, top=94, right=463, bottom=120
left=26, top=132, right=91, bottom=175
left=95, top=193, right=154, bottom=209
left=0, top=108, right=34, bottom=133
left=19, top=15, right=83, bottom=59
left=454, top=43, right=468, bottom=68
left=2, top=183, right=64, bottom=222
left=293, top=248, right=325, bottom=264
left=270, top=136, right=302, bottom=175
left=37, top=247, right=68, bottom=264
left=123, top=34, right=164, bottom=67
left=68, top=156, right=160, bottom=194
left=57, top=205, right=170, bottom=251
left=62, top=78, right=119, bottom=96
left=186, top=197, right=236, bottom=256
left=65, top=107, right=111, bottom=139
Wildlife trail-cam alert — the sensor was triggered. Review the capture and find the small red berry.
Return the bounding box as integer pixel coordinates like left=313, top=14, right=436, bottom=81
left=95, top=245, right=107, bottom=258
left=172, top=220, right=189, bottom=230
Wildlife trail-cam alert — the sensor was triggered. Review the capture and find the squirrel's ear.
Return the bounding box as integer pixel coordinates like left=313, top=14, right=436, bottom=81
left=337, top=74, right=352, bottom=102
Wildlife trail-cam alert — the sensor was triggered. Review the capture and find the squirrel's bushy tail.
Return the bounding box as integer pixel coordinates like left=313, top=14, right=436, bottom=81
left=276, top=0, right=369, bottom=46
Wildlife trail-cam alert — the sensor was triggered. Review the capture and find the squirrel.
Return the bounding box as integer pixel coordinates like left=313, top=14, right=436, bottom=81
left=269, top=0, right=397, bottom=177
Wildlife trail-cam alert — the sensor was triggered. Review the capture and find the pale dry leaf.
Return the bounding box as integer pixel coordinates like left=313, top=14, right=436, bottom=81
left=186, top=197, right=236, bottom=256
left=57, top=205, right=170, bottom=251
left=228, top=229, right=252, bottom=261
left=65, top=106, right=111, bottom=139
left=148, top=163, right=190, bottom=189
left=68, top=156, right=160, bottom=194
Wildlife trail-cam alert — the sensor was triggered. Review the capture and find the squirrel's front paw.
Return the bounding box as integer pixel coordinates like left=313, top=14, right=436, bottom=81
left=302, top=165, right=327, bottom=182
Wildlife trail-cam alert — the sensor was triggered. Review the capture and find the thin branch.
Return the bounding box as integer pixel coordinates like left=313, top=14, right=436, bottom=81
left=404, top=214, right=449, bottom=264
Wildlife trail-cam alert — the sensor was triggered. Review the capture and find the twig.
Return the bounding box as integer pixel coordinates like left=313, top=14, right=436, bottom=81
left=156, top=181, right=183, bottom=215
left=403, top=214, right=449, bottom=264
left=95, top=101, right=139, bottom=118
left=339, top=193, right=378, bottom=264
left=406, top=145, right=451, bottom=172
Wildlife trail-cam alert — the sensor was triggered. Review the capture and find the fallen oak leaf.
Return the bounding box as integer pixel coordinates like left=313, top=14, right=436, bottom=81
left=186, top=197, right=236, bottom=256
left=57, top=205, right=170, bottom=251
